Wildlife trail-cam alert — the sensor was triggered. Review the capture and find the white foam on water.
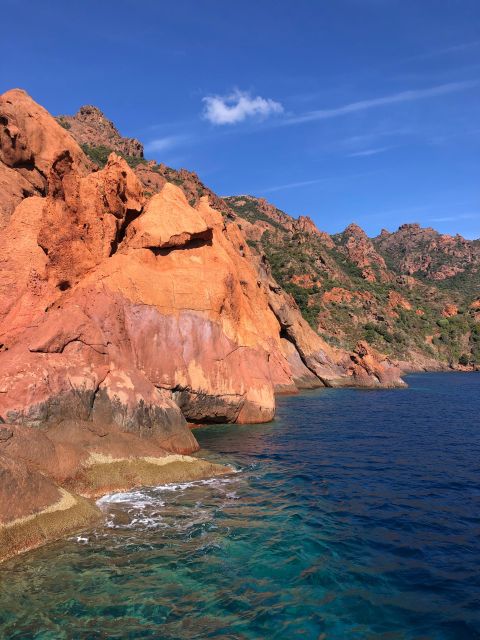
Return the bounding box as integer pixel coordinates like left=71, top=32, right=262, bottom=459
left=96, top=467, right=242, bottom=505
left=97, top=490, right=164, bottom=508
left=91, top=469, right=244, bottom=533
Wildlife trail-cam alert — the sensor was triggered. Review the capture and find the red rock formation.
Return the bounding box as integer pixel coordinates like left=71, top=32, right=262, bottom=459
left=338, top=223, right=392, bottom=283
left=388, top=291, right=412, bottom=311
left=374, top=223, right=480, bottom=280
left=0, top=89, right=406, bottom=559
left=57, top=105, right=233, bottom=216
left=57, top=105, right=143, bottom=158
left=442, top=304, right=458, bottom=318
left=0, top=89, right=89, bottom=225
left=348, top=341, right=408, bottom=387
left=290, top=273, right=318, bottom=288
left=322, top=287, right=373, bottom=305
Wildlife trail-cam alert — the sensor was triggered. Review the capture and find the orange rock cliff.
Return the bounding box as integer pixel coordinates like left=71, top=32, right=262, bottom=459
left=0, top=89, right=404, bottom=560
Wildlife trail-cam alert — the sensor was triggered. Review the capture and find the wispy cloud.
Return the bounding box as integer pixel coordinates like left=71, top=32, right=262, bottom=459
left=362, top=202, right=478, bottom=224
left=429, top=212, right=479, bottom=223
left=348, top=146, right=392, bottom=158
left=202, top=89, right=283, bottom=125
left=341, top=127, right=413, bottom=148
left=260, top=178, right=327, bottom=194
left=282, top=81, right=478, bottom=125
left=144, top=135, right=189, bottom=153
left=259, top=171, right=380, bottom=194
left=409, top=40, right=480, bottom=60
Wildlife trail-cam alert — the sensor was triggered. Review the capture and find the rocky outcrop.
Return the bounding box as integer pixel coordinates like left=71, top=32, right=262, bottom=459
left=0, top=89, right=89, bottom=226
left=347, top=341, right=407, bottom=388
left=442, top=304, right=458, bottom=318
left=0, top=421, right=229, bottom=562
left=336, top=223, right=392, bottom=283
left=374, top=223, right=480, bottom=281
left=57, top=105, right=144, bottom=158
left=388, top=291, right=412, bottom=312
left=0, top=451, right=101, bottom=562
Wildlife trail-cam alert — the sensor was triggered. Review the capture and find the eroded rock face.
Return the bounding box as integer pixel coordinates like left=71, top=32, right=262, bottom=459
left=0, top=92, right=407, bottom=437
left=0, top=89, right=89, bottom=226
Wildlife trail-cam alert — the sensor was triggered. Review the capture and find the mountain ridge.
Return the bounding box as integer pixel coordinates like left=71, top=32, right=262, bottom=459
left=225, top=195, right=480, bottom=369
left=56, top=101, right=479, bottom=371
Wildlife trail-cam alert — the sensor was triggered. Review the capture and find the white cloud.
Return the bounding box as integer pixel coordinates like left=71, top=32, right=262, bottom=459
left=145, top=135, right=187, bottom=153
left=284, top=81, right=478, bottom=125
left=202, top=89, right=283, bottom=125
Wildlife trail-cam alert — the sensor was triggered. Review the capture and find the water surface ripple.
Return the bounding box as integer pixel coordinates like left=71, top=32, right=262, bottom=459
left=1, top=373, right=480, bottom=639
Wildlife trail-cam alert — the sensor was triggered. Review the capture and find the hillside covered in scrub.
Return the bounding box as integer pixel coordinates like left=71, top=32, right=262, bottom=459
left=225, top=196, right=480, bottom=370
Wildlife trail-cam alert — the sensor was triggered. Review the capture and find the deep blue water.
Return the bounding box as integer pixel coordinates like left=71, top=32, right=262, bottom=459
left=1, top=373, right=480, bottom=639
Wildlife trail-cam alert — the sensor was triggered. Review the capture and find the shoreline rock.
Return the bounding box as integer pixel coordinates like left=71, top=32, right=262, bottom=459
left=0, top=485, right=102, bottom=564
left=65, top=453, right=231, bottom=499
left=0, top=447, right=230, bottom=564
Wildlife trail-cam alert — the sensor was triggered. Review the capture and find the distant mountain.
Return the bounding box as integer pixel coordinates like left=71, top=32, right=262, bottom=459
left=225, top=196, right=480, bottom=369
left=374, top=223, right=480, bottom=290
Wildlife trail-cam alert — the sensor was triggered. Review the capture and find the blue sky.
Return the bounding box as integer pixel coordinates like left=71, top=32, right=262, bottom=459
left=1, top=0, right=479, bottom=237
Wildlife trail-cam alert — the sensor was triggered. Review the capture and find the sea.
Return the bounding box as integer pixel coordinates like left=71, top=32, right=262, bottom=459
left=1, top=372, right=479, bottom=639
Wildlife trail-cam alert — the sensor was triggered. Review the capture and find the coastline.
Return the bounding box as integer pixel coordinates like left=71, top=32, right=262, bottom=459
left=1, top=363, right=476, bottom=565
left=396, top=359, right=480, bottom=374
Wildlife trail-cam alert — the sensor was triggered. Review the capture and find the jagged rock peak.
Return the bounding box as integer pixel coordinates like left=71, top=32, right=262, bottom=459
left=295, top=215, right=320, bottom=234
left=57, top=104, right=144, bottom=159
left=343, top=222, right=368, bottom=237
left=75, top=105, right=109, bottom=120
left=398, top=222, right=421, bottom=231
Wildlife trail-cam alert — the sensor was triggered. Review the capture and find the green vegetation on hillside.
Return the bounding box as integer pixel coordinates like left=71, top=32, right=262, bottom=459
left=232, top=197, right=480, bottom=368
left=57, top=117, right=71, bottom=130
left=225, top=197, right=285, bottom=231
left=80, top=143, right=147, bottom=169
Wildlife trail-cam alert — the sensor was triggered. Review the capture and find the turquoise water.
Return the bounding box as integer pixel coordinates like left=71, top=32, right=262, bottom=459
left=1, top=373, right=480, bottom=639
